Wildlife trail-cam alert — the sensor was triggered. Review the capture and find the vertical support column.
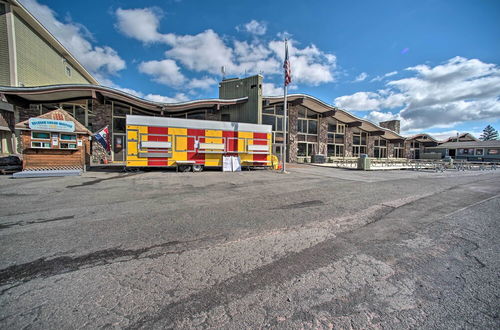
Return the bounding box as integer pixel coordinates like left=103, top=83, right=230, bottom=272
left=344, top=126, right=353, bottom=157
left=318, top=116, right=328, bottom=156
left=91, top=99, right=112, bottom=164
left=367, top=135, right=375, bottom=157
left=288, top=105, right=298, bottom=163
left=387, top=143, right=395, bottom=158
left=404, top=141, right=412, bottom=159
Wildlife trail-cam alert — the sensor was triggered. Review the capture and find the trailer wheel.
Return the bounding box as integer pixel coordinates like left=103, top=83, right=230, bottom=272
left=178, top=165, right=191, bottom=172
left=192, top=164, right=204, bottom=172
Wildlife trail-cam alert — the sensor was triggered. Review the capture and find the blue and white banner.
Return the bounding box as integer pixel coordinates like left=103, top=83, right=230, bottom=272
left=29, top=118, right=75, bottom=132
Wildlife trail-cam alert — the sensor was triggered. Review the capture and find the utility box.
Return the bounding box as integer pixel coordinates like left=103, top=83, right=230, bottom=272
left=357, top=154, right=371, bottom=170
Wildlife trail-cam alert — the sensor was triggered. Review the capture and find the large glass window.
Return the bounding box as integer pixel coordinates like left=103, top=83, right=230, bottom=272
left=60, top=103, right=90, bottom=129
left=393, top=142, right=404, bottom=158
left=327, top=118, right=345, bottom=157
left=297, top=108, right=319, bottom=157
left=352, top=129, right=368, bottom=157
left=374, top=137, right=388, bottom=158
left=262, top=105, right=284, bottom=143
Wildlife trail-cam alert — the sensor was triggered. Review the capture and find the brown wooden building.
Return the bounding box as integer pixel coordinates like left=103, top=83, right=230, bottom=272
left=15, top=109, right=91, bottom=170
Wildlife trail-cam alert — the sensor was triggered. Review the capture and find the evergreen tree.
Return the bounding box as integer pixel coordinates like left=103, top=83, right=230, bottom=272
left=479, top=125, right=499, bottom=141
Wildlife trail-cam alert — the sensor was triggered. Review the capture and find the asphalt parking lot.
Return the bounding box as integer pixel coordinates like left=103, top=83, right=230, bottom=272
left=1, top=165, right=499, bottom=329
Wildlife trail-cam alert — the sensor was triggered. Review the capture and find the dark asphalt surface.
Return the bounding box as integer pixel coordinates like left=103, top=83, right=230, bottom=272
left=0, top=165, right=499, bottom=329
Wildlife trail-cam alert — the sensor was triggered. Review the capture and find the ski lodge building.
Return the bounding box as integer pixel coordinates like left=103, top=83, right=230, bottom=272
left=1, top=0, right=499, bottom=164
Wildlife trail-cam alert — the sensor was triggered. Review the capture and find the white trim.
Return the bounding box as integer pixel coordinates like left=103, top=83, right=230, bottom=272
left=199, top=142, right=225, bottom=150
left=141, top=141, right=171, bottom=149
left=31, top=141, right=50, bottom=149
left=127, top=115, right=272, bottom=134
left=248, top=144, right=269, bottom=152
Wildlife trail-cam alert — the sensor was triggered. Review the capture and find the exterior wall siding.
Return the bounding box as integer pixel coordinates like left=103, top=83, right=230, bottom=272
left=0, top=5, right=10, bottom=86
left=13, top=13, right=90, bottom=86
left=219, top=75, right=262, bottom=124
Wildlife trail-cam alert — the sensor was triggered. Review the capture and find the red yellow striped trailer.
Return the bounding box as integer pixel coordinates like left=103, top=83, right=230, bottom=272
left=126, top=115, right=272, bottom=171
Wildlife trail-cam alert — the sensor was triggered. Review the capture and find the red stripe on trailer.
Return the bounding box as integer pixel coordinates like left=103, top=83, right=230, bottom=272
left=223, top=130, right=238, bottom=155
left=187, top=129, right=205, bottom=164
left=253, top=132, right=268, bottom=163
left=148, top=126, right=169, bottom=166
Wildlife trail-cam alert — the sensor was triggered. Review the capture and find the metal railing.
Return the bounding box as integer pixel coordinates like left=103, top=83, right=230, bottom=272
left=408, top=159, right=498, bottom=172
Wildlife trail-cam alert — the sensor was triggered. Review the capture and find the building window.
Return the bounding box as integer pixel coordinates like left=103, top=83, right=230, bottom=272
left=374, top=137, right=388, bottom=158
left=475, top=149, right=484, bottom=156
left=186, top=111, right=206, bottom=120
left=326, top=118, right=345, bottom=157
left=297, top=108, right=319, bottom=157
left=31, top=141, right=51, bottom=149
left=60, top=103, right=88, bottom=127
left=393, top=142, right=404, bottom=158
left=60, top=142, right=77, bottom=149
left=487, top=149, right=499, bottom=155
left=31, top=132, right=50, bottom=140
left=352, top=129, right=368, bottom=157
left=262, top=105, right=284, bottom=143
left=459, top=148, right=474, bottom=155
left=60, top=133, right=76, bottom=141
left=112, top=101, right=131, bottom=134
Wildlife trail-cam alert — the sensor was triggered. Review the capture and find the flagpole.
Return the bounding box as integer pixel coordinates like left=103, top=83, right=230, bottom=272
left=282, top=39, right=288, bottom=173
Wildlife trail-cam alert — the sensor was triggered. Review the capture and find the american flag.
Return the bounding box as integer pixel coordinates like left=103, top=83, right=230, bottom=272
left=283, top=40, right=292, bottom=86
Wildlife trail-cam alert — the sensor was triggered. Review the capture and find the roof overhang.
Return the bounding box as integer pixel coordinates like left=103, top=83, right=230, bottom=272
left=0, top=85, right=248, bottom=113
left=263, top=94, right=405, bottom=140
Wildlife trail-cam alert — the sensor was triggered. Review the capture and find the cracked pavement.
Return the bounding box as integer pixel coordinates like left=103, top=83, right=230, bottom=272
left=0, top=165, right=499, bottom=329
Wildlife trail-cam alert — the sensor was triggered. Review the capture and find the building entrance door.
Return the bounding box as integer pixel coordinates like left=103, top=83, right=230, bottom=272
left=113, top=134, right=126, bottom=162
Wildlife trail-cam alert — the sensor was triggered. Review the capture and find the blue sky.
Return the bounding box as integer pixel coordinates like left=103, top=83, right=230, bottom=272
left=21, top=0, right=500, bottom=139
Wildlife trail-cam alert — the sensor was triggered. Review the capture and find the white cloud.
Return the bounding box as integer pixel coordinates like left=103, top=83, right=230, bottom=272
left=335, top=91, right=406, bottom=111
left=144, top=93, right=190, bottom=103
left=335, top=57, right=500, bottom=132
left=354, top=72, right=368, bottom=82
left=115, top=7, right=168, bottom=43
left=138, top=59, right=186, bottom=87
left=262, top=83, right=283, bottom=96
left=113, top=8, right=337, bottom=88
left=238, top=20, right=267, bottom=35
left=268, top=40, right=336, bottom=85
left=187, top=77, right=217, bottom=90
left=164, top=29, right=234, bottom=74
left=21, top=0, right=125, bottom=79
left=370, top=71, right=398, bottom=82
